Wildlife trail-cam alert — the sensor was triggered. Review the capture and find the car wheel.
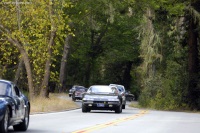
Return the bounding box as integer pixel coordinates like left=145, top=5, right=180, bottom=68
left=115, top=104, right=122, bottom=113
left=69, top=94, right=71, bottom=97
left=131, top=97, right=135, bottom=101
left=72, top=96, right=76, bottom=101
left=82, top=105, right=88, bottom=113
left=122, top=104, right=125, bottom=109
left=128, top=97, right=132, bottom=102
left=72, top=93, right=76, bottom=101
left=0, top=107, right=10, bottom=133
left=13, top=105, right=29, bottom=131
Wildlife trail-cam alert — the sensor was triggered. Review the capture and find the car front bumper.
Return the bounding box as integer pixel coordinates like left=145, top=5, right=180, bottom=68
left=82, top=100, right=121, bottom=110
left=74, top=96, right=83, bottom=99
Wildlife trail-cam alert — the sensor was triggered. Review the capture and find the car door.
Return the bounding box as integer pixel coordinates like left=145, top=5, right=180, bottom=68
left=12, top=85, right=25, bottom=118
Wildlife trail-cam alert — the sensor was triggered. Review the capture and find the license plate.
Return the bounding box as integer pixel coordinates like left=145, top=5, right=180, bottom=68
left=97, top=103, right=104, bottom=107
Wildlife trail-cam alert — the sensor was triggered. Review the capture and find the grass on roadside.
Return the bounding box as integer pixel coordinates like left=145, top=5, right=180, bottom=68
left=129, top=101, right=141, bottom=108
left=30, top=93, right=79, bottom=114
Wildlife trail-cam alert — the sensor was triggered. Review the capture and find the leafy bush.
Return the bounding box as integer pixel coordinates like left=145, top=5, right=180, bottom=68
left=139, top=60, right=188, bottom=110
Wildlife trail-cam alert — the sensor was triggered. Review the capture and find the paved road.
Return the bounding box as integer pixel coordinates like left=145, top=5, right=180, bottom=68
left=9, top=101, right=200, bottom=133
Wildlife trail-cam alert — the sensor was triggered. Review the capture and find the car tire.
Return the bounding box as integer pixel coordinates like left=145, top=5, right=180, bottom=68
left=127, top=97, right=131, bottom=102
left=115, top=104, right=122, bottom=113
left=72, top=96, right=76, bottom=101
left=72, top=93, right=76, bottom=101
left=122, top=104, right=125, bottom=109
left=69, top=94, right=71, bottom=97
left=82, top=105, right=88, bottom=113
left=0, top=107, right=10, bottom=133
left=13, top=105, right=29, bottom=131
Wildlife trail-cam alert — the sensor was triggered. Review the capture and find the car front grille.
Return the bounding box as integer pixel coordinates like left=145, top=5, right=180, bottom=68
left=93, top=101, right=107, bottom=104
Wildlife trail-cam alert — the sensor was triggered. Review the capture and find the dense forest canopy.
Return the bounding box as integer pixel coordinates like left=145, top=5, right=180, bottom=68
left=0, top=0, right=200, bottom=110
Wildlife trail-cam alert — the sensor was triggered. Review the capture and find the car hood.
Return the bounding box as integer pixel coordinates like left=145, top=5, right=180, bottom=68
left=83, top=93, right=118, bottom=99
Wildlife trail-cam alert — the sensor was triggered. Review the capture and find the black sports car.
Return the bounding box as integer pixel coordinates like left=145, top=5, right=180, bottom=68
left=0, top=79, right=30, bottom=133
left=125, top=90, right=135, bottom=101
left=82, top=85, right=123, bottom=113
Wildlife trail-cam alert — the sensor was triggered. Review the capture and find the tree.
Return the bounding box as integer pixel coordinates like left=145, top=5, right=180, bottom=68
left=186, top=1, right=200, bottom=109
left=0, top=1, right=35, bottom=100
left=58, top=34, right=72, bottom=92
left=0, top=0, right=71, bottom=99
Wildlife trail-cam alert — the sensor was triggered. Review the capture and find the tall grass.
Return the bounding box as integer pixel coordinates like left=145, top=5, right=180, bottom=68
left=30, top=93, right=78, bottom=114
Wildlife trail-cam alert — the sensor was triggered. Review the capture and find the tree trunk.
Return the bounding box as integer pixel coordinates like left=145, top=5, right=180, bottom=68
left=58, top=35, right=71, bottom=92
left=40, top=31, right=56, bottom=98
left=8, top=39, right=34, bottom=101
left=0, top=24, right=35, bottom=101
left=40, top=1, right=56, bottom=98
left=22, top=49, right=35, bottom=101
left=122, top=61, right=133, bottom=90
left=187, top=17, right=200, bottom=109
left=85, top=27, right=107, bottom=86
left=85, top=30, right=95, bottom=86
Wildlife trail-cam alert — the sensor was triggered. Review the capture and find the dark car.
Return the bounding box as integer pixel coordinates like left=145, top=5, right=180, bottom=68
left=82, top=85, right=123, bottom=113
left=0, top=79, right=30, bottom=133
left=125, top=90, right=135, bottom=101
left=71, top=86, right=86, bottom=101
left=109, top=84, right=126, bottom=109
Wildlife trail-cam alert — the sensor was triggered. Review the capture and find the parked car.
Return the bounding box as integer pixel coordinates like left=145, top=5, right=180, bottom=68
left=109, top=84, right=126, bottom=109
left=71, top=86, right=87, bottom=101
left=0, top=79, right=30, bottom=133
left=82, top=85, right=123, bottom=113
left=125, top=90, right=135, bottom=101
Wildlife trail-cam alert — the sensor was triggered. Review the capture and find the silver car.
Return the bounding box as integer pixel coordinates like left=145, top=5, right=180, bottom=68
left=82, top=85, right=123, bottom=113
left=109, top=84, right=126, bottom=109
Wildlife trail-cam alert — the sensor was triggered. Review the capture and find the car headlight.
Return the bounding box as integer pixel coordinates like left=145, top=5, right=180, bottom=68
left=83, top=95, right=94, bottom=100
left=82, top=97, right=94, bottom=101
left=108, top=98, right=119, bottom=102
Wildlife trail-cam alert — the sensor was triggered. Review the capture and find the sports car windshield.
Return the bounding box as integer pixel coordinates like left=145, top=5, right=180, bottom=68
left=0, top=82, right=9, bottom=95
left=88, top=86, right=117, bottom=93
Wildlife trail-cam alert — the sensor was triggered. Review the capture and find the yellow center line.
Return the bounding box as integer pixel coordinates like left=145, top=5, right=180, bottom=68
left=72, top=110, right=149, bottom=133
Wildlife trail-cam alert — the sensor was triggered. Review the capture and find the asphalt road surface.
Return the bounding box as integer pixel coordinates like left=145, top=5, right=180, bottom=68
left=9, top=101, right=200, bottom=133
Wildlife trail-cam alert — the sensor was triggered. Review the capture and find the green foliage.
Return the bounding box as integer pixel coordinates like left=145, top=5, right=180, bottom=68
left=0, top=0, right=199, bottom=109
left=136, top=0, right=195, bottom=110
left=139, top=61, right=188, bottom=110
left=66, top=0, right=141, bottom=87
left=0, top=42, right=19, bottom=79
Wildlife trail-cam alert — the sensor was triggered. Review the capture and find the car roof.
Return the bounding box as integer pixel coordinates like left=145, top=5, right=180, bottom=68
left=0, top=79, right=12, bottom=84
left=73, top=85, right=85, bottom=87
left=90, top=85, right=111, bottom=87
left=89, top=85, right=118, bottom=89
